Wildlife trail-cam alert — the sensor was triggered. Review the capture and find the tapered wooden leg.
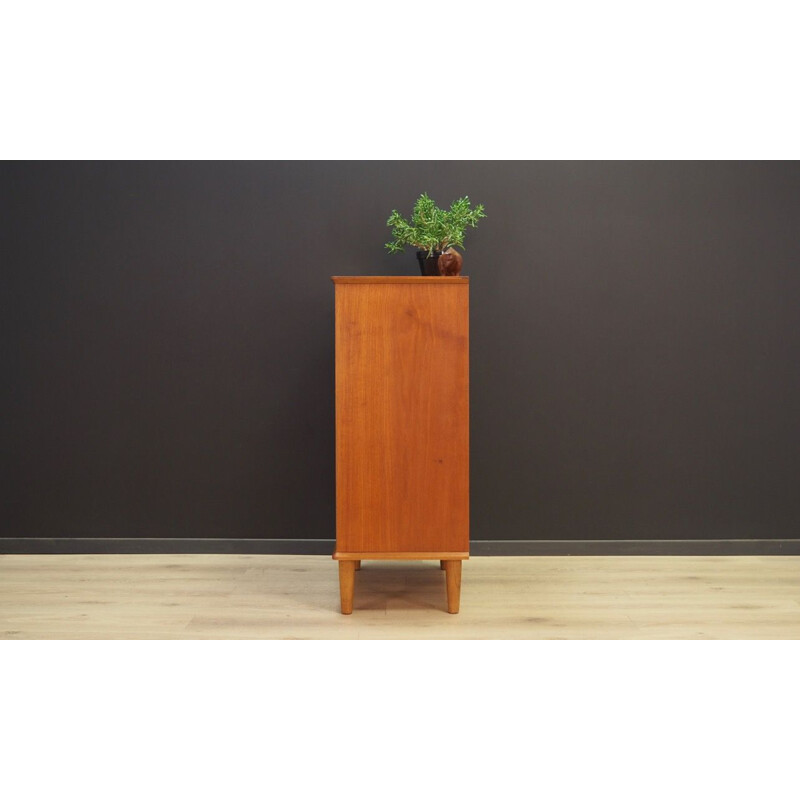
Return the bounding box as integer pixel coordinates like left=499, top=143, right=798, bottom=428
left=339, top=561, right=356, bottom=615
left=440, top=560, right=446, bottom=570
left=355, top=560, right=361, bottom=571
left=443, top=560, right=462, bottom=614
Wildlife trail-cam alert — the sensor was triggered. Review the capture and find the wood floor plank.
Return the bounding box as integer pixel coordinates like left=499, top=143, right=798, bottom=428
left=1, top=554, right=798, bottom=639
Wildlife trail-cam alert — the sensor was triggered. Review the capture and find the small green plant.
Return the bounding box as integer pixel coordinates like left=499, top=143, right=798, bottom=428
left=385, top=193, right=486, bottom=256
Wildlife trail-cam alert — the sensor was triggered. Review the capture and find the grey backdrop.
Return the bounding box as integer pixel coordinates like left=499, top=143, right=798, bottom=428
left=2, top=162, right=799, bottom=553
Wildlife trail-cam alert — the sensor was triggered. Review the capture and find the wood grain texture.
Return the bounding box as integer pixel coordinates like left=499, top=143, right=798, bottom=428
left=3, top=555, right=800, bottom=639
left=333, top=552, right=469, bottom=561
left=334, top=278, right=469, bottom=556
left=332, top=277, right=468, bottom=284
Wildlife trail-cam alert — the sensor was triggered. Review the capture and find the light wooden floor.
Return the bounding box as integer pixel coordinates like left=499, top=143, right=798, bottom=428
left=1, top=554, right=799, bottom=639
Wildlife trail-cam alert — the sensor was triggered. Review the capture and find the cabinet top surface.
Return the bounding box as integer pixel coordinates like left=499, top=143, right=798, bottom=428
left=331, top=276, right=469, bottom=284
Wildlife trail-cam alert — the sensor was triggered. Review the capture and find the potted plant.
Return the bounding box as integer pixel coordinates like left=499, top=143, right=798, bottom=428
left=385, top=192, right=486, bottom=276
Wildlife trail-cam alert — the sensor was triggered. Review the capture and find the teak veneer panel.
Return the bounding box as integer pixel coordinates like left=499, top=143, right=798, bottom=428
left=334, top=278, right=469, bottom=557
left=332, top=276, right=468, bottom=284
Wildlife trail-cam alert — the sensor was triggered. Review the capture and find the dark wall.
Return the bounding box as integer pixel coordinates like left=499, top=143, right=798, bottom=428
left=2, top=162, right=799, bottom=543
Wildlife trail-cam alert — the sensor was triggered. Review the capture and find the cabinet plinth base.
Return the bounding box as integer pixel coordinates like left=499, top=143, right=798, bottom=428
left=333, top=553, right=468, bottom=615
left=333, top=552, right=469, bottom=561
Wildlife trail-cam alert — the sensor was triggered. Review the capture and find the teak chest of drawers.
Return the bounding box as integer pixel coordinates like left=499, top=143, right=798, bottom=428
left=332, top=276, right=469, bottom=613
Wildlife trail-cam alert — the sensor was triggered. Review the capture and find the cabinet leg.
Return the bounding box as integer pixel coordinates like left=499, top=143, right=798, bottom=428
left=443, top=561, right=462, bottom=614
left=355, top=560, right=361, bottom=571
left=339, top=561, right=356, bottom=615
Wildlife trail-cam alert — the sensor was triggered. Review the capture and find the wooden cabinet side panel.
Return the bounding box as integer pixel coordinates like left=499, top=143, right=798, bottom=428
left=335, top=283, right=469, bottom=554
